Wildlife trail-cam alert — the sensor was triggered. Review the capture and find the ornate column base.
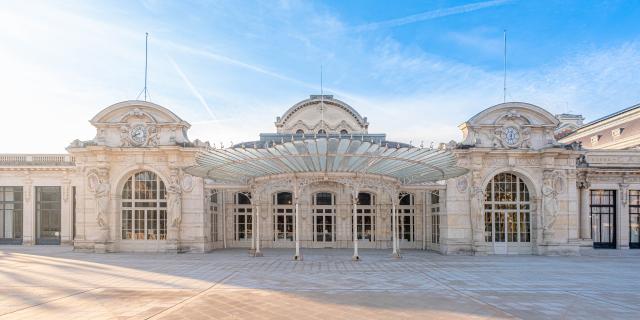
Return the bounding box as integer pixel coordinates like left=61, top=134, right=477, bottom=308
left=253, top=251, right=264, bottom=257
left=391, top=252, right=402, bottom=259
left=351, top=255, right=360, bottom=261
left=293, top=253, right=303, bottom=261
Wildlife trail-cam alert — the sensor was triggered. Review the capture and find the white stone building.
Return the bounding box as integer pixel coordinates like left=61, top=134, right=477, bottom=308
left=1, top=96, right=638, bottom=256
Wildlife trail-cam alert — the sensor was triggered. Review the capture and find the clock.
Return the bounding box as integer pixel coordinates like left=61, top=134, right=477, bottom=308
left=130, top=125, right=147, bottom=145
left=503, top=126, right=520, bottom=146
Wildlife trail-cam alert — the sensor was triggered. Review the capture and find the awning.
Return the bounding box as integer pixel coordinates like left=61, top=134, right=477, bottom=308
left=186, top=138, right=467, bottom=185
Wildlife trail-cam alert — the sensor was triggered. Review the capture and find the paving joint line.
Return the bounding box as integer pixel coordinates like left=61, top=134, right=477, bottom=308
left=0, top=287, right=100, bottom=318
left=145, top=271, right=238, bottom=320
left=420, top=269, right=522, bottom=320
left=565, top=290, right=640, bottom=312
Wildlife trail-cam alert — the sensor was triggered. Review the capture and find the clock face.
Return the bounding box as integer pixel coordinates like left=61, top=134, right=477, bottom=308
left=130, top=125, right=147, bottom=145
left=503, top=126, right=520, bottom=145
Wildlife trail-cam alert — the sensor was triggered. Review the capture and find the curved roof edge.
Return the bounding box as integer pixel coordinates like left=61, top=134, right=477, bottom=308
left=466, top=101, right=559, bottom=126
left=277, top=95, right=368, bottom=127
left=90, top=100, right=190, bottom=128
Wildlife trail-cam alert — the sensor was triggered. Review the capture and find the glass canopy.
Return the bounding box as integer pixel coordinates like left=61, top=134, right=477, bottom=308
left=186, top=138, right=467, bottom=185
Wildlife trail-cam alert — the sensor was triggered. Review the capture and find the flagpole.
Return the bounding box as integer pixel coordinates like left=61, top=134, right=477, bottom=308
left=503, top=29, right=507, bottom=103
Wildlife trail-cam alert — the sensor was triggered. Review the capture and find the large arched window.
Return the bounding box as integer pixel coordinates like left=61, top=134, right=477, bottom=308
left=121, top=171, right=167, bottom=240
left=313, top=192, right=335, bottom=242
left=484, top=173, right=531, bottom=244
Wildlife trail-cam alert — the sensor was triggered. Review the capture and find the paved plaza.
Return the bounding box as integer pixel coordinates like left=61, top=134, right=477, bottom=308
left=0, top=247, right=639, bottom=319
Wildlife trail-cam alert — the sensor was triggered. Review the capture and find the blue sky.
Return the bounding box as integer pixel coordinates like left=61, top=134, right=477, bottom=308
left=1, top=0, right=639, bottom=152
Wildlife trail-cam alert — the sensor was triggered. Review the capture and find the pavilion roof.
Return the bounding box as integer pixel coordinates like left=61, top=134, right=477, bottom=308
left=186, top=138, right=467, bottom=185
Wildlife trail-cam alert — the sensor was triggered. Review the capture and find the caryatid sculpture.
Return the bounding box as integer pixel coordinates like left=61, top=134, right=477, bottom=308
left=167, top=174, right=183, bottom=231
left=88, top=170, right=111, bottom=241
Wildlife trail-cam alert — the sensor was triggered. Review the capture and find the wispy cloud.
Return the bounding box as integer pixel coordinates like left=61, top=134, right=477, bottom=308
left=169, top=56, right=216, bottom=120
left=353, top=0, right=511, bottom=32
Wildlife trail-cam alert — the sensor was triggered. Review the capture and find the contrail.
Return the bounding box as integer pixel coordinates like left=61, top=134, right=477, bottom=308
left=159, top=39, right=369, bottom=106
left=168, top=57, right=217, bottom=120
left=354, top=0, right=511, bottom=32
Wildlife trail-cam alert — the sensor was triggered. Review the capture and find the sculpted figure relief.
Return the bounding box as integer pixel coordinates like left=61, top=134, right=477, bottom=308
left=167, top=175, right=183, bottom=228
left=89, top=172, right=110, bottom=230
left=542, top=171, right=560, bottom=231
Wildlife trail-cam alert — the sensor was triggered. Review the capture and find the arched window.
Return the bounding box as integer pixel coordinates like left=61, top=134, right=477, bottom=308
left=233, top=192, right=252, bottom=241
left=340, top=129, right=348, bottom=135
left=484, top=173, right=531, bottom=245
left=296, top=129, right=304, bottom=135
left=313, top=192, right=335, bottom=242
left=355, top=192, right=375, bottom=241
left=273, top=192, right=294, bottom=241
left=121, top=171, right=167, bottom=240
left=317, top=129, right=326, bottom=135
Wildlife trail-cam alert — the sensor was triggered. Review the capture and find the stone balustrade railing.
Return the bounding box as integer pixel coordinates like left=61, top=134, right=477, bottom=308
left=0, top=154, right=75, bottom=166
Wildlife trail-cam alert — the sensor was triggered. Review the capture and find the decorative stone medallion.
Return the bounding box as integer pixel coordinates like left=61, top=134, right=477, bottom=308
left=456, top=176, right=468, bottom=193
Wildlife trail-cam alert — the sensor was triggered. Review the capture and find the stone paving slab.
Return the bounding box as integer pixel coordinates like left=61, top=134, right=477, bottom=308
left=1, top=246, right=639, bottom=319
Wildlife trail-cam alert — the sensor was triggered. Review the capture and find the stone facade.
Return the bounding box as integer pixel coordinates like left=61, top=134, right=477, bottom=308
left=1, top=97, right=639, bottom=255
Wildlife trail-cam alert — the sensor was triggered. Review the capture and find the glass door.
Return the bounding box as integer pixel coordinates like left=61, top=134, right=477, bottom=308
left=1, top=187, right=23, bottom=244
left=36, top=186, right=61, bottom=245
left=629, top=190, right=639, bottom=249
left=590, top=190, right=616, bottom=249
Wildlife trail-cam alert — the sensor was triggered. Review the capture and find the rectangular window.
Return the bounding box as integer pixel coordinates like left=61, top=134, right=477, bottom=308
left=122, top=210, right=133, bottom=239
left=234, top=207, right=252, bottom=241
left=431, top=215, right=440, bottom=244
left=274, top=208, right=294, bottom=241
left=507, top=212, right=517, bottom=242
left=313, top=208, right=335, bottom=242
left=0, top=186, right=23, bottom=243
left=494, top=212, right=505, bottom=242
left=484, top=210, right=492, bottom=242
left=210, top=193, right=219, bottom=242
left=431, top=191, right=441, bottom=244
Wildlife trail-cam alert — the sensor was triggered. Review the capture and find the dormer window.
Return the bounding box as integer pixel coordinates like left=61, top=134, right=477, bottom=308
left=591, top=135, right=601, bottom=145
left=318, top=129, right=326, bottom=135
left=340, top=129, right=348, bottom=135
left=611, top=128, right=623, bottom=138
left=296, top=129, right=304, bottom=135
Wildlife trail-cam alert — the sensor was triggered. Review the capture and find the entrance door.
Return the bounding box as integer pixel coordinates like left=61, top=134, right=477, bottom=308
left=313, top=193, right=336, bottom=247
left=0, top=186, right=23, bottom=244
left=590, top=190, right=616, bottom=249
left=629, top=190, right=639, bottom=249
left=314, top=214, right=334, bottom=243
left=36, top=186, right=61, bottom=245
left=492, top=211, right=507, bottom=254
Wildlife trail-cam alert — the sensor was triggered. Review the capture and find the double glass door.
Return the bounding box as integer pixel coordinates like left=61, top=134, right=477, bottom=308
left=629, top=191, right=639, bottom=249
left=590, top=190, right=616, bottom=249
left=36, top=187, right=61, bottom=245
left=0, top=187, right=23, bottom=244
left=314, top=211, right=334, bottom=243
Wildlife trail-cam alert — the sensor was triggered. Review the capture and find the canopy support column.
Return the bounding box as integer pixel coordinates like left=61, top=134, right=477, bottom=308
left=293, top=179, right=303, bottom=261
left=392, top=200, right=400, bottom=258
left=255, top=202, right=263, bottom=257
left=352, top=191, right=360, bottom=261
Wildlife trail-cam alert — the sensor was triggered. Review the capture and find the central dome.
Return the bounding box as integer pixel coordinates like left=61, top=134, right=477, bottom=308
left=275, top=95, right=369, bottom=135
